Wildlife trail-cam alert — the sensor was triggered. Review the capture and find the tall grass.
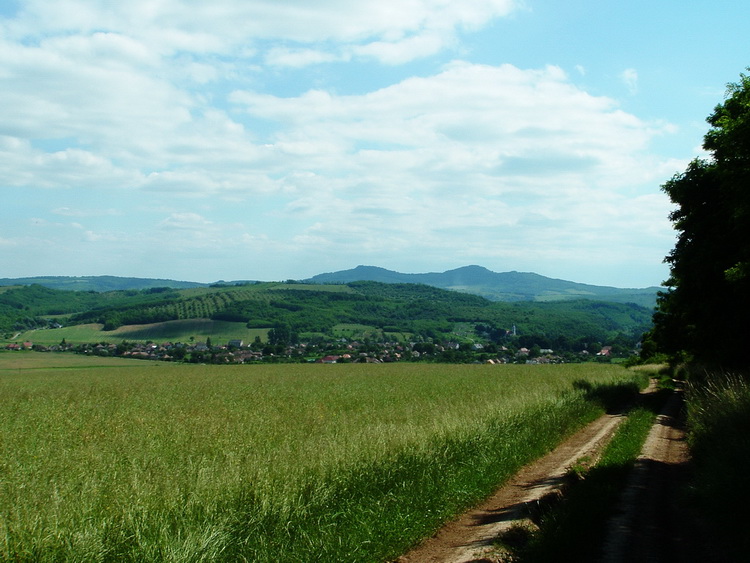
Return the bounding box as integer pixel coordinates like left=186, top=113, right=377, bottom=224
left=686, top=373, right=750, bottom=560
left=0, top=357, right=646, bottom=562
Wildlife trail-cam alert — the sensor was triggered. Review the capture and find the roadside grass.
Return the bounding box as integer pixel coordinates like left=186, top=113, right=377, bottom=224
left=686, top=373, right=750, bottom=561
left=0, top=357, right=647, bottom=562
left=495, top=381, right=664, bottom=562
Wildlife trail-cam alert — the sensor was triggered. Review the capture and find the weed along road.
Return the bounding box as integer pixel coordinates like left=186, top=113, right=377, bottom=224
left=396, top=381, right=715, bottom=563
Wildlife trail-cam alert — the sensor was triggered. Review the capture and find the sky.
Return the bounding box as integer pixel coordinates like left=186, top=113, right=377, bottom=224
left=1, top=1, right=748, bottom=288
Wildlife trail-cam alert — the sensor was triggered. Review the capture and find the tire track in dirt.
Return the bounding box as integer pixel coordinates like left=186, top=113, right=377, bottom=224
left=599, top=384, right=724, bottom=563
left=395, top=409, right=629, bottom=562
left=395, top=382, right=724, bottom=563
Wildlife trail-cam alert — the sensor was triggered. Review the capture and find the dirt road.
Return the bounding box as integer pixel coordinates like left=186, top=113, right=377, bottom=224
left=396, top=382, right=716, bottom=563
left=599, top=385, right=721, bottom=563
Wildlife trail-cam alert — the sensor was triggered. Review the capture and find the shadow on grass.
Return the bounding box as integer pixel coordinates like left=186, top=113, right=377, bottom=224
left=494, top=385, right=672, bottom=562
left=687, top=375, right=750, bottom=562
left=494, top=464, right=632, bottom=562
left=572, top=378, right=644, bottom=414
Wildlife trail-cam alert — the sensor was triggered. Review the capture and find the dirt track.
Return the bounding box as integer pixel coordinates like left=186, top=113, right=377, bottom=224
left=395, top=382, right=717, bottom=563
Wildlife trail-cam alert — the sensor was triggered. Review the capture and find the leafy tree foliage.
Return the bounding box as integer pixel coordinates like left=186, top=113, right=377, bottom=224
left=650, top=71, right=750, bottom=369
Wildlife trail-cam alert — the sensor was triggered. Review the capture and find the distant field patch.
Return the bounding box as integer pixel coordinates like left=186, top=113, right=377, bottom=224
left=0, top=351, right=142, bottom=370
left=8, top=320, right=268, bottom=345
left=111, top=319, right=267, bottom=342
left=332, top=323, right=379, bottom=337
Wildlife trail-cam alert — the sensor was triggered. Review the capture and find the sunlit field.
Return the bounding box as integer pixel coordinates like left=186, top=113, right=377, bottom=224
left=0, top=353, right=647, bottom=562
left=7, top=319, right=267, bottom=346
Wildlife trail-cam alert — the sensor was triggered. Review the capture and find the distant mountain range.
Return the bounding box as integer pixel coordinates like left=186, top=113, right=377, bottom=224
left=0, top=275, right=205, bottom=292
left=306, top=265, right=660, bottom=307
left=0, top=266, right=660, bottom=307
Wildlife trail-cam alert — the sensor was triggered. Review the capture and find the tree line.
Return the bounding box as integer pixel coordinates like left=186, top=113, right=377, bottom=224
left=646, top=70, right=750, bottom=373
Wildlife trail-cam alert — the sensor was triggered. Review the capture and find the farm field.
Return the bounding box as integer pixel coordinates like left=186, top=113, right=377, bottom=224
left=9, top=319, right=268, bottom=346
left=0, top=353, right=647, bottom=562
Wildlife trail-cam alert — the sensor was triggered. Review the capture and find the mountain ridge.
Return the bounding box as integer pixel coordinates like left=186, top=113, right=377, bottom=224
left=306, top=265, right=659, bottom=307
left=0, top=266, right=660, bottom=307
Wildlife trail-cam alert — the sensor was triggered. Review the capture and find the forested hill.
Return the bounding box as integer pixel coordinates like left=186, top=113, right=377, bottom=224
left=1, top=281, right=653, bottom=354
left=307, top=265, right=659, bottom=307
left=0, top=266, right=659, bottom=307
left=0, top=275, right=204, bottom=292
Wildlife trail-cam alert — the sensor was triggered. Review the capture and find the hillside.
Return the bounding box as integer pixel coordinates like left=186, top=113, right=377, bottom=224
left=0, top=275, right=204, bottom=292
left=1, top=281, right=652, bottom=358
left=307, top=265, right=660, bottom=307
left=0, top=266, right=659, bottom=307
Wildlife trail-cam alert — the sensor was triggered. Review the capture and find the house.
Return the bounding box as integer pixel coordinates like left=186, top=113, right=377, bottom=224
left=597, top=346, right=613, bottom=357
left=318, top=355, right=340, bottom=364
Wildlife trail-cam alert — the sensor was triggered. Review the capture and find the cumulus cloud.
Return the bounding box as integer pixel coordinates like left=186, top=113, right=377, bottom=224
left=6, top=0, right=518, bottom=64
left=0, top=0, right=680, bottom=285
left=231, top=62, right=666, bottom=191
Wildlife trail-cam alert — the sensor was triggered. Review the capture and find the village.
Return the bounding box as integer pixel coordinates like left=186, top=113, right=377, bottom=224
left=5, top=337, right=615, bottom=365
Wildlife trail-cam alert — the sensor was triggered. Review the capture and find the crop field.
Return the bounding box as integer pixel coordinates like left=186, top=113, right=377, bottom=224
left=0, top=353, right=647, bottom=562
left=9, top=319, right=268, bottom=346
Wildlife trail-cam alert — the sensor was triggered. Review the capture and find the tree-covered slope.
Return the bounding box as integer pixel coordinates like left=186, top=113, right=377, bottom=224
left=0, top=275, right=205, bottom=292
left=307, top=265, right=659, bottom=306
left=1, top=281, right=653, bottom=353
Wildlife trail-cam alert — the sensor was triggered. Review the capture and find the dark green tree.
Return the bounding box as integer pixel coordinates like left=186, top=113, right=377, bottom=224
left=268, top=323, right=298, bottom=346
left=650, top=70, right=750, bottom=370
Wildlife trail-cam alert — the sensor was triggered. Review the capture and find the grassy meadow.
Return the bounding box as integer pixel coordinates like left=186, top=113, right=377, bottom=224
left=9, top=319, right=268, bottom=346
left=0, top=353, right=648, bottom=562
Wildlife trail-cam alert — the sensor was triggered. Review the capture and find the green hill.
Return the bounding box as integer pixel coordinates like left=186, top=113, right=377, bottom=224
left=1, top=281, right=652, bottom=355
left=307, top=265, right=660, bottom=307
left=0, top=266, right=659, bottom=307
left=0, top=275, right=205, bottom=292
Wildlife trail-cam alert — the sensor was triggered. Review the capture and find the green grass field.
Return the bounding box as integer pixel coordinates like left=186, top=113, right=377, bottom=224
left=0, top=354, right=647, bottom=562
left=7, top=319, right=269, bottom=346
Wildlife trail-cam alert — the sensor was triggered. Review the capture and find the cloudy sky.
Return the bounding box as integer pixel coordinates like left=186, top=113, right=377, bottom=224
left=1, top=1, right=747, bottom=287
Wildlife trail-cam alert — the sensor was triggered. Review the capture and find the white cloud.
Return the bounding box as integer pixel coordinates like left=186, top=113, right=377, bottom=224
left=264, top=47, right=346, bottom=68
left=225, top=61, right=676, bottom=282
left=0, top=1, right=684, bottom=286
left=621, top=68, right=638, bottom=94
left=159, top=212, right=213, bottom=230
left=7, top=0, right=518, bottom=63
left=232, top=62, right=666, bottom=191
left=352, top=32, right=449, bottom=65
left=52, top=207, right=121, bottom=218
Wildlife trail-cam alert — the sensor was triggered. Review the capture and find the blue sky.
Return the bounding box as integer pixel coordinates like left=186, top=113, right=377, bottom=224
left=1, top=0, right=748, bottom=288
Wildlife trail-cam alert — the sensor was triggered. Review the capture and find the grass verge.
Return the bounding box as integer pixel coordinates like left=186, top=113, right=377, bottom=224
left=685, top=373, right=750, bottom=562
